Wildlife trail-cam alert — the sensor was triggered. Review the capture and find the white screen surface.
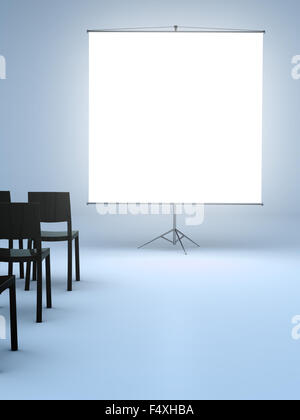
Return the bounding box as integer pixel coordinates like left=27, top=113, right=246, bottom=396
left=89, top=31, right=263, bottom=204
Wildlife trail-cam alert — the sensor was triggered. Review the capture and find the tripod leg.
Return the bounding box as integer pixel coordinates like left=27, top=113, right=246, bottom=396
left=177, top=230, right=200, bottom=247
left=176, top=230, right=187, bottom=255
left=138, top=230, right=173, bottom=249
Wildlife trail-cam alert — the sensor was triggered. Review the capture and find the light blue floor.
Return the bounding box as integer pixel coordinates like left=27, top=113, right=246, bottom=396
left=1, top=240, right=300, bottom=400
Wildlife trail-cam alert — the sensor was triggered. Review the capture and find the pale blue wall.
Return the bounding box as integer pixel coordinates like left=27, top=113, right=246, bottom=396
left=0, top=0, right=299, bottom=245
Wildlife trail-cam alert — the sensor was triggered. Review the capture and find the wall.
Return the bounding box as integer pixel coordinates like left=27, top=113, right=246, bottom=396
left=0, top=0, right=299, bottom=245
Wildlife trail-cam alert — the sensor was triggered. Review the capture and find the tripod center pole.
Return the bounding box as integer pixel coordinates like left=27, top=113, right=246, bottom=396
left=173, top=203, right=177, bottom=245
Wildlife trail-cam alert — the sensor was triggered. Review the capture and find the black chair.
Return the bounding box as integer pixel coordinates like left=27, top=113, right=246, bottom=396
left=0, top=276, right=18, bottom=351
left=0, top=191, right=24, bottom=279
left=0, top=203, right=52, bottom=323
left=28, top=192, right=80, bottom=292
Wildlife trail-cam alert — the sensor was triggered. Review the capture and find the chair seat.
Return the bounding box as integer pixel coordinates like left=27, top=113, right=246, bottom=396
left=41, top=230, right=79, bottom=242
left=0, top=248, right=50, bottom=261
left=0, top=276, right=14, bottom=294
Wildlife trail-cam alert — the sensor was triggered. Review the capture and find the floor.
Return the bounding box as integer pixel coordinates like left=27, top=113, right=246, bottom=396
left=1, top=240, right=300, bottom=400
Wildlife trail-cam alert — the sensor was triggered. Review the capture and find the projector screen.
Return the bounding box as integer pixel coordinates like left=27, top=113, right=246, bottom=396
left=89, top=31, right=264, bottom=204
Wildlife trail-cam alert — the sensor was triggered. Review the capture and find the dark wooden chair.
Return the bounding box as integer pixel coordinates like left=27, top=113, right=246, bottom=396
left=0, top=203, right=52, bottom=323
left=0, top=191, right=24, bottom=279
left=0, top=276, right=18, bottom=351
left=28, top=192, right=80, bottom=292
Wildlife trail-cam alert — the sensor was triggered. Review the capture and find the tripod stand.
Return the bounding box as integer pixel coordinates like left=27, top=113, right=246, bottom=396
left=138, top=204, right=200, bottom=255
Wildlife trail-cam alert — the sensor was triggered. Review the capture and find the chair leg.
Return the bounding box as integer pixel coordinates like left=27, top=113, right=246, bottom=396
left=25, top=240, right=32, bottom=291
left=8, top=240, right=13, bottom=276
left=19, top=239, right=24, bottom=279
left=68, top=239, right=72, bottom=291
left=9, top=279, right=18, bottom=351
left=75, top=235, right=80, bottom=282
left=32, top=241, right=37, bottom=282
left=33, top=261, right=37, bottom=281
left=31, top=240, right=37, bottom=281
left=36, top=259, right=43, bottom=323
left=46, top=255, right=52, bottom=309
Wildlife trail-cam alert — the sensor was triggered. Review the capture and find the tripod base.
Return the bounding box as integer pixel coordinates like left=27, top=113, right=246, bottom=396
left=138, top=228, right=200, bottom=255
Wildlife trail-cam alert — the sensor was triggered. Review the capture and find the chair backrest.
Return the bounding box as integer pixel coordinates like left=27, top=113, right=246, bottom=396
left=28, top=192, right=71, bottom=223
left=0, top=191, right=11, bottom=203
left=0, top=203, right=41, bottom=241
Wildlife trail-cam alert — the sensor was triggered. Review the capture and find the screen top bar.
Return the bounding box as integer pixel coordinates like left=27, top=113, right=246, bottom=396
left=87, top=203, right=264, bottom=206
left=87, top=29, right=265, bottom=34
